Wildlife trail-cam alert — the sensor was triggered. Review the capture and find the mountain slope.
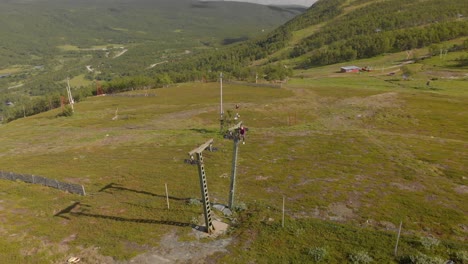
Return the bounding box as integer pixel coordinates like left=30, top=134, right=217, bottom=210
left=0, top=50, right=466, bottom=262
left=1, top=0, right=467, bottom=122
left=0, top=0, right=305, bottom=117
left=146, top=0, right=466, bottom=81
left=0, top=0, right=304, bottom=67
left=200, top=0, right=318, bottom=7
left=0, top=0, right=467, bottom=262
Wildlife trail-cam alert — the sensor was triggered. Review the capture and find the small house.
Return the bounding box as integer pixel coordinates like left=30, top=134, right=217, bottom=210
left=340, top=66, right=361, bottom=73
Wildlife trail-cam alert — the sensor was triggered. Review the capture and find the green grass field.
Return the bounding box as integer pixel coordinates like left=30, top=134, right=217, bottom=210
left=0, top=52, right=466, bottom=263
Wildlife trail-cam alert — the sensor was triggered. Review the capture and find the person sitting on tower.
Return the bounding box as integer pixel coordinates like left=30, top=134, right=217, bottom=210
left=239, top=125, right=246, bottom=144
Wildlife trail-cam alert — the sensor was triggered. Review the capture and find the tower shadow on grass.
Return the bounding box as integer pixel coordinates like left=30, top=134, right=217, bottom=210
left=189, top=128, right=214, bottom=134
left=98, top=183, right=191, bottom=201
left=54, top=201, right=199, bottom=229
left=71, top=211, right=193, bottom=227
left=54, top=201, right=82, bottom=220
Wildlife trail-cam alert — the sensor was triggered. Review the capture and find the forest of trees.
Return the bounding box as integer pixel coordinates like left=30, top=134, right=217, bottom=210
left=292, top=0, right=467, bottom=67
left=303, top=21, right=467, bottom=67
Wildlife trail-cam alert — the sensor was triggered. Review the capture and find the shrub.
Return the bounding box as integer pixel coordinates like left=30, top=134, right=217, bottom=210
left=420, top=237, right=440, bottom=250
left=191, top=216, right=199, bottom=225
left=233, top=202, right=247, bottom=211
left=57, top=105, right=74, bottom=117
left=449, top=250, right=467, bottom=264
left=188, top=198, right=201, bottom=206
left=294, top=227, right=305, bottom=237
left=349, top=250, right=373, bottom=264
left=308, top=247, right=328, bottom=262
left=400, top=253, right=445, bottom=264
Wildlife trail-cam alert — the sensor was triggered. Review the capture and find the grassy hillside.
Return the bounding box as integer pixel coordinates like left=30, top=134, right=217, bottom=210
left=0, top=0, right=304, bottom=113
left=0, top=0, right=466, bottom=262
left=0, top=45, right=466, bottom=262
left=2, top=0, right=466, bottom=124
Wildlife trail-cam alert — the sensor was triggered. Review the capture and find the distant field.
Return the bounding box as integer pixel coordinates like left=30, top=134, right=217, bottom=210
left=69, top=74, right=93, bottom=88
left=57, top=44, right=124, bottom=51
left=0, top=67, right=23, bottom=75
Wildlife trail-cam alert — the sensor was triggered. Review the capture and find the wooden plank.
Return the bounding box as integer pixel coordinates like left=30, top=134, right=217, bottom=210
left=228, top=121, right=243, bottom=132
left=188, top=138, right=214, bottom=156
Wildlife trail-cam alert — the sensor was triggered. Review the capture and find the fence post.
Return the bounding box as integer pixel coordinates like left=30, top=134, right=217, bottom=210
left=394, top=221, right=403, bottom=257
left=165, top=183, right=170, bottom=209
left=282, top=196, right=285, bottom=228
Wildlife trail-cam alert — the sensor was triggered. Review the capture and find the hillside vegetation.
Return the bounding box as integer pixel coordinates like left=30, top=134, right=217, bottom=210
left=0, top=1, right=467, bottom=262
left=146, top=0, right=467, bottom=80
left=0, top=45, right=466, bottom=262
left=1, top=0, right=467, bottom=123
left=0, top=0, right=303, bottom=120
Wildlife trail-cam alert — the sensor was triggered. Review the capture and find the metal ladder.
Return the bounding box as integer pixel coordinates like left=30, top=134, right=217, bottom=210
left=196, top=151, right=215, bottom=233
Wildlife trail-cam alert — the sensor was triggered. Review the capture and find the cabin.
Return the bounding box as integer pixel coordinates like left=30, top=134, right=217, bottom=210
left=340, top=66, right=361, bottom=73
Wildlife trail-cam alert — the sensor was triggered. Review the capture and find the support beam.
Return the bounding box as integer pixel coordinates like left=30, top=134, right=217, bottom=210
left=228, top=121, right=243, bottom=132
left=188, top=139, right=213, bottom=157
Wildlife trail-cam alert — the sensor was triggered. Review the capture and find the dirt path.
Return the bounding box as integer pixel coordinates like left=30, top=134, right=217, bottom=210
left=125, top=227, right=231, bottom=264
left=113, top=49, right=128, bottom=59
left=65, top=219, right=231, bottom=264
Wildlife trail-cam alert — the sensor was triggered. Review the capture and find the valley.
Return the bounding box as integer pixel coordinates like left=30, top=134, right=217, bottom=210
left=0, top=0, right=466, bottom=263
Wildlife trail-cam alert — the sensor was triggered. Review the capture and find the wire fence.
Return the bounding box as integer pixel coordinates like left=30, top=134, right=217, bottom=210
left=0, top=171, right=86, bottom=195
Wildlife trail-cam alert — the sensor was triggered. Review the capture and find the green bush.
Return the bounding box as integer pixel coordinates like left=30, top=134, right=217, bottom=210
left=308, top=247, right=328, bottom=263
left=188, top=198, right=202, bottom=206
left=400, top=253, right=445, bottom=264
left=233, top=202, right=247, bottom=212
left=349, top=250, right=373, bottom=264
left=56, top=105, right=74, bottom=117
left=420, top=237, right=440, bottom=250
left=450, top=250, right=467, bottom=264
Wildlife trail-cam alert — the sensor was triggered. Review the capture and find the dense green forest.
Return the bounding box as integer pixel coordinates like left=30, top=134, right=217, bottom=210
left=1, top=0, right=467, bottom=122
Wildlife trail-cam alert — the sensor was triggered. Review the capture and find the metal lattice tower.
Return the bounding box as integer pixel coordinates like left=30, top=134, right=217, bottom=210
left=188, top=139, right=215, bottom=233
left=227, top=121, right=243, bottom=209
